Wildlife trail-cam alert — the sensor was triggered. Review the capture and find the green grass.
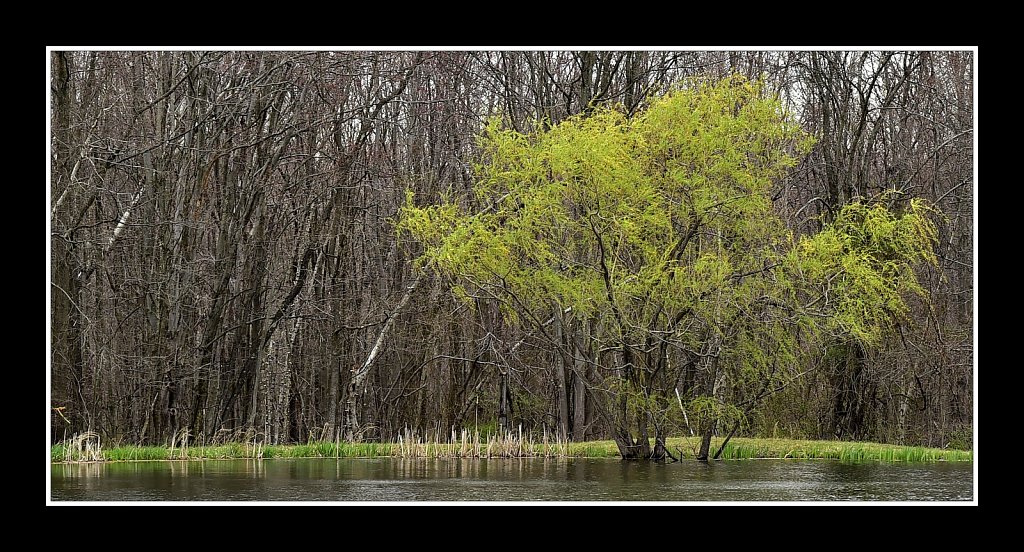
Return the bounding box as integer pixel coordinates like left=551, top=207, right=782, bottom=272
left=703, top=437, right=973, bottom=462
left=51, top=433, right=972, bottom=464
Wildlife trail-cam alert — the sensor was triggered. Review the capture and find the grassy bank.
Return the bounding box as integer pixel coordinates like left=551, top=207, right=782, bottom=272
left=51, top=431, right=972, bottom=464
left=708, top=437, right=972, bottom=462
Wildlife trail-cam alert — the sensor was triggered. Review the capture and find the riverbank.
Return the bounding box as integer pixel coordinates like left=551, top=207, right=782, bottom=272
left=50, top=433, right=973, bottom=463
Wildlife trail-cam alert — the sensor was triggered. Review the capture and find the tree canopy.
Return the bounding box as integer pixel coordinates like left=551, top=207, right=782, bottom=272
left=399, top=75, right=937, bottom=459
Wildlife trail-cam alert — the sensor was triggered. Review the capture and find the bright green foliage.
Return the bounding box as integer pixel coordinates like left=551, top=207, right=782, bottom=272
left=688, top=395, right=744, bottom=431
left=399, top=76, right=812, bottom=329
left=397, top=75, right=936, bottom=453
left=793, top=198, right=938, bottom=344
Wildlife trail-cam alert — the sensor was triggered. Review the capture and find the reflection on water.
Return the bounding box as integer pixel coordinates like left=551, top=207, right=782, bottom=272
left=50, top=457, right=973, bottom=502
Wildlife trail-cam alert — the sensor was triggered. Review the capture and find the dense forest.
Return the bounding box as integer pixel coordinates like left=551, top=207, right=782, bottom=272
left=49, top=50, right=974, bottom=457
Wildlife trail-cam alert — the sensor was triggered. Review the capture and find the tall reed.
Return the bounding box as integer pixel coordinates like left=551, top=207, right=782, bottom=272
left=51, top=433, right=972, bottom=463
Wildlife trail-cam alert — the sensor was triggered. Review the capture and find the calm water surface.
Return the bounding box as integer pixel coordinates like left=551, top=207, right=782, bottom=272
left=50, top=457, right=973, bottom=502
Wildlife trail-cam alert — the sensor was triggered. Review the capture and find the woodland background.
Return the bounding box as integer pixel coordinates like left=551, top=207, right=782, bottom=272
left=49, top=50, right=973, bottom=449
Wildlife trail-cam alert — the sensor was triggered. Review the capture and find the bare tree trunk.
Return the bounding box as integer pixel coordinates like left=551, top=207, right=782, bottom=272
left=50, top=51, right=88, bottom=436
left=343, top=274, right=421, bottom=441
left=553, top=312, right=569, bottom=442
left=498, top=371, right=511, bottom=433
left=612, top=346, right=653, bottom=460
left=572, top=353, right=587, bottom=440
left=697, top=355, right=724, bottom=462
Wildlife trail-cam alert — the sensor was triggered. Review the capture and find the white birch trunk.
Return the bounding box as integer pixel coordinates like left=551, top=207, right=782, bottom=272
left=106, top=187, right=144, bottom=251
left=343, top=274, right=422, bottom=440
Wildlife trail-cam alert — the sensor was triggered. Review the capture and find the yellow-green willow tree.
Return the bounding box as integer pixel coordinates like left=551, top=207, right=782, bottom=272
left=399, top=75, right=937, bottom=460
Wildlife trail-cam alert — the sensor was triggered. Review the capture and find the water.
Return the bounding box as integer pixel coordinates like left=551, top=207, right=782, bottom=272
left=50, top=457, right=973, bottom=502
